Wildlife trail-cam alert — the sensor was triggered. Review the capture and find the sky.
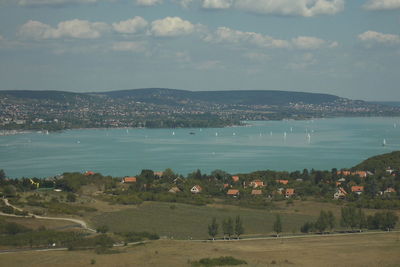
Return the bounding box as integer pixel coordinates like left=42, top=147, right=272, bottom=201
left=0, top=0, right=399, bottom=101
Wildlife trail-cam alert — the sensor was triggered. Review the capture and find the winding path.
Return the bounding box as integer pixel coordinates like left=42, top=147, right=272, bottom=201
left=1, top=198, right=96, bottom=232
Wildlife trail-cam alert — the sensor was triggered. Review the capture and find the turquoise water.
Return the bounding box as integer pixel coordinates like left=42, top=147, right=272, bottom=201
left=1, top=117, right=400, bottom=178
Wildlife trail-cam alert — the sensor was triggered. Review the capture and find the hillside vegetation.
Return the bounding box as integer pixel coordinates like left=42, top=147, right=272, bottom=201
left=353, top=151, right=400, bottom=172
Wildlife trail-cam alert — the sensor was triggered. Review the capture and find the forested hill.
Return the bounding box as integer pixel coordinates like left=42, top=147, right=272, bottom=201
left=98, top=88, right=341, bottom=105
left=353, top=151, right=400, bottom=172
left=1, top=88, right=341, bottom=106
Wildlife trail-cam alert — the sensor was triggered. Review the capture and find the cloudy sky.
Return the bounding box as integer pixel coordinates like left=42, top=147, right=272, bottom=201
left=0, top=0, right=399, bottom=100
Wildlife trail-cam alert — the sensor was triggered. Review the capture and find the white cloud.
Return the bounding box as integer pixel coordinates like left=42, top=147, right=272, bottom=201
left=16, top=0, right=99, bottom=7
left=363, top=0, right=400, bottom=10
left=358, top=30, right=400, bottom=45
left=18, top=19, right=109, bottom=39
left=205, top=26, right=336, bottom=50
left=234, top=0, right=344, bottom=17
left=150, top=17, right=196, bottom=37
left=292, top=36, right=326, bottom=49
left=244, top=52, right=270, bottom=61
left=287, top=53, right=317, bottom=70
left=205, top=27, right=290, bottom=48
left=196, top=60, right=223, bottom=70
left=135, top=0, right=163, bottom=6
left=202, top=0, right=232, bottom=9
left=112, top=16, right=148, bottom=34
left=111, top=41, right=146, bottom=52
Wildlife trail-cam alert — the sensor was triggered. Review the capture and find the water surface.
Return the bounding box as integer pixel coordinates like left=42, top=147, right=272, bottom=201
left=1, top=117, right=399, bottom=178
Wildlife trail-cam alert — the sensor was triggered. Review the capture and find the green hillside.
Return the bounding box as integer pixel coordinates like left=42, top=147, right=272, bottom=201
left=353, top=151, right=400, bottom=172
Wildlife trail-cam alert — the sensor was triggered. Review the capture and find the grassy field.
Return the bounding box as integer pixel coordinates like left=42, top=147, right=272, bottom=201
left=0, top=231, right=399, bottom=267
left=90, top=200, right=344, bottom=239
left=0, top=215, right=79, bottom=231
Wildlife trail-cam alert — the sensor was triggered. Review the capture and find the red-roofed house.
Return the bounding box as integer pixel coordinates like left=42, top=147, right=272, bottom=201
left=227, top=189, right=240, bottom=197
left=384, top=187, right=397, bottom=194
left=231, top=176, right=240, bottom=182
left=190, top=185, right=202, bottom=194
left=84, top=171, right=95, bottom=176
left=334, top=187, right=347, bottom=200
left=123, top=177, right=137, bottom=183
left=337, top=170, right=351, bottom=176
left=285, top=188, right=295, bottom=198
left=250, top=180, right=265, bottom=188
left=276, top=180, right=289, bottom=185
left=351, top=186, right=364, bottom=195
left=353, top=171, right=368, bottom=178
left=223, top=184, right=230, bottom=189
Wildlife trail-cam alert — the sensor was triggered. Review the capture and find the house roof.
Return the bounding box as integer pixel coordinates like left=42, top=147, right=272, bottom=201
left=276, top=179, right=289, bottom=185
left=154, top=171, right=164, bottom=177
left=337, top=187, right=347, bottom=195
left=227, top=189, right=240, bottom=195
left=251, top=189, right=262, bottom=195
left=123, top=177, right=137, bottom=183
left=84, top=171, right=95, bottom=176
left=384, top=187, right=396, bottom=193
left=351, top=186, right=364, bottom=192
left=169, top=186, right=181, bottom=193
left=191, top=185, right=202, bottom=191
left=285, top=188, right=295, bottom=195
left=231, top=176, right=240, bottom=182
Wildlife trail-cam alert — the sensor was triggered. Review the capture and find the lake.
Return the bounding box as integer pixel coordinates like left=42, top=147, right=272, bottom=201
left=1, top=117, right=400, bottom=178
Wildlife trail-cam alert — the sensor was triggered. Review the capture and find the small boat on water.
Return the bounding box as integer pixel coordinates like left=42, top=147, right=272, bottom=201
left=382, top=139, right=386, bottom=146
left=189, top=132, right=195, bottom=135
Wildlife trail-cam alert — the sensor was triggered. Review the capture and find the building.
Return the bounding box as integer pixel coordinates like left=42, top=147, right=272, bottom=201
left=154, top=171, right=164, bottom=178
left=168, top=186, right=181, bottom=194
left=227, top=189, right=240, bottom=197
left=122, top=177, right=137, bottom=183
left=231, top=176, right=240, bottom=182
left=351, top=186, right=364, bottom=195
left=285, top=188, right=295, bottom=198
left=190, top=185, right=202, bottom=194
left=84, top=171, right=95, bottom=176
left=276, top=179, right=289, bottom=185
left=334, top=187, right=347, bottom=200
left=251, top=189, right=262, bottom=196
left=250, top=180, right=265, bottom=188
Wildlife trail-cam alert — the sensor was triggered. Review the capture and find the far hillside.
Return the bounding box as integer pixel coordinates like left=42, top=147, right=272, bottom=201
left=353, top=151, right=400, bottom=172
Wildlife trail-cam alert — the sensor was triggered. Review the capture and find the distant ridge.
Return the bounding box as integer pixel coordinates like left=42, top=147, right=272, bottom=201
left=96, top=88, right=341, bottom=105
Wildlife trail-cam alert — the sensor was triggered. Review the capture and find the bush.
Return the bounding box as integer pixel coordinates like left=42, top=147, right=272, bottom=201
left=116, top=231, right=160, bottom=242
left=1, top=205, right=14, bottom=214
left=192, top=256, right=247, bottom=267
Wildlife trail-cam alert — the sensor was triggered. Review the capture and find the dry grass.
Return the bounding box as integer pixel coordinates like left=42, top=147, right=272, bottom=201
left=0, top=231, right=399, bottom=267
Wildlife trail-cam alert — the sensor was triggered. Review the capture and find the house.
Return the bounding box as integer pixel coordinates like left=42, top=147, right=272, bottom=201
left=338, top=178, right=346, bottom=182
left=386, top=168, right=394, bottom=175
left=334, top=187, right=347, bottom=200
left=353, top=171, right=368, bottom=178
left=231, top=176, right=240, bottom=182
left=227, top=189, right=240, bottom=197
left=351, top=186, right=364, bottom=195
left=384, top=187, right=396, bottom=194
left=190, top=185, right=202, bottom=194
left=154, top=171, right=164, bottom=177
left=168, top=186, right=181, bottom=194
left=223, top=183, right=230, bottom=189
left=84, top=171, right=95, bottom=176
left=251, top=189, right=262, bottom=196
left=250, top=180, right=265, bottom=188
left=122, top=177, right=137, bottom=183
left=276, top=179, right=289, bottom=185
left=335, top=181, right=342, bottom=187
left=337, top=170, right=351, bottom=176
left=285, top=188, right=295, bottom=198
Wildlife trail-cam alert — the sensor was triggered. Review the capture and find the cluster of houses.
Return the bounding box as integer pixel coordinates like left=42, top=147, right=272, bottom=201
left=116, top=167, right=397, bottom=200
left=333, top=170, right=397, bottom=199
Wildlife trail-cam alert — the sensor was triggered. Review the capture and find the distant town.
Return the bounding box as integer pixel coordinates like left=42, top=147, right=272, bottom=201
left=1, top=88, right=400, bottom=133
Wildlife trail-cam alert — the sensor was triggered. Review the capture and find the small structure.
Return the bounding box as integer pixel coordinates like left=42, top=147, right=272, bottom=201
left=337, top=170, right=351, bottom=176
left=190, top=185, right=202, bottom=194
left=334, top=187, right=347, bottom=200
left=351, top=186, right=364, bottom=195
left=338, top=178, right=346, bottom=182
left=384, top=187, right=396, bottom=194
left=231, top=176, right=240, bottom=183
left=276, top=179, right=289, bottom=185
left=154, top=171, right=164, bottom=178
left=84, top=171, right=95, bottom=176
left=169, top=186, right=181, bottom=194
left=250, top=180, right=265, bottom=188
left=285, top=188, right=295, bottom=198
left=122, top=177, right=137, bottom=183
left=227, top=189, right=240, bottom=197
left=251, top=189, right=262, bottom=196
left=353, top=171, right=368, bottom=178
left=335, top=181, right=342, bottom=187
left=223, top=183, right=230, bottom=189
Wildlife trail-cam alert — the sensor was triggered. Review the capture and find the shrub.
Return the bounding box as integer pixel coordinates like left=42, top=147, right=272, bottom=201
left=192, top=256, right=247, bottom=267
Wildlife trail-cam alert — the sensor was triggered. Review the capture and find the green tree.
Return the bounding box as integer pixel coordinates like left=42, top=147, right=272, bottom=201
left=0, top=169, right=5, bottom=183
left=315, top=211, right=328, bottom=232
left=208, top=217, right=219, bottom=241
left=3, top=185, right=16, bottom=198
left=234, top=215, right=244, bottom=240
left=327, top=211, right=336, bottom=231
left=222, top=217, right=234, bottom=240
left=273, top=214, right=282, bottom=237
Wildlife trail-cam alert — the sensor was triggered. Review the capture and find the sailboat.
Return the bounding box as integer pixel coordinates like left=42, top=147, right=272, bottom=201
left=215, top=132, right=218, bottom=137
left=283, top=132, right=287, bottom=138
left=172, top=131, right=175, bottom=136
left=307, top=133, right=311, bottom=143
left=382, top=139, right=387, bottom=146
